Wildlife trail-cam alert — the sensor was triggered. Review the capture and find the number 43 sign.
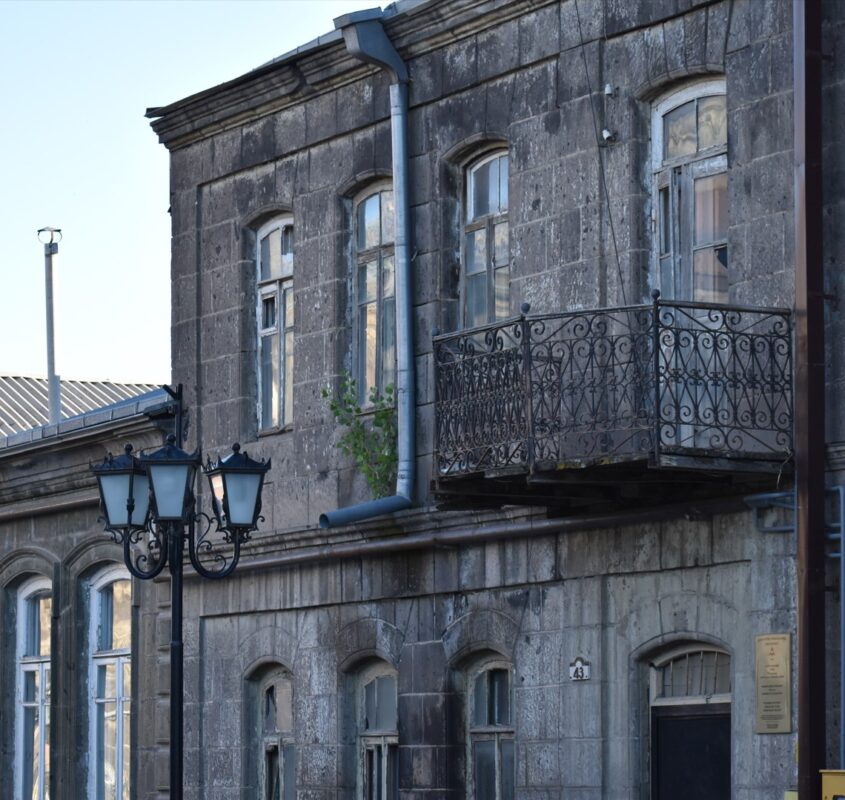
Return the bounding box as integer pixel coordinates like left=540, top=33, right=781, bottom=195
left=569, top=657, right=591, bottom=681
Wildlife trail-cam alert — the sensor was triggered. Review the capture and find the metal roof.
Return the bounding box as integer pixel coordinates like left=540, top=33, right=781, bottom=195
left=0, top=376, right=159, bottom=437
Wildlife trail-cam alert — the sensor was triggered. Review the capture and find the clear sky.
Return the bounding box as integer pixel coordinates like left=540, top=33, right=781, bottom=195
left=0, top=0, right=376, bottom=384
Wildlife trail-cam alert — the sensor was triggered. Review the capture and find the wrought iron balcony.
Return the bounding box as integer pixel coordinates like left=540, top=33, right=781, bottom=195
left=433, top=294, right=792, bottom=508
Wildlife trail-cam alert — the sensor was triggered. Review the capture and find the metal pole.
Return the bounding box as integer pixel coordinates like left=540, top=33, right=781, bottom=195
left=793, top=0, right=826, bottom=796
left=169, top=521, right=184, bottom=800
left=40, top=233, right=61, bottom=424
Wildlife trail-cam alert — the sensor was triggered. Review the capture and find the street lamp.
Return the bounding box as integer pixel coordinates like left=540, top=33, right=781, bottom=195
left=91, top=391, right=270, bottom=799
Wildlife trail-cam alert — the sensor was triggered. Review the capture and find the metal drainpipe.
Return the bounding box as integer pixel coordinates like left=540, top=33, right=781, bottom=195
left=320, top=9, right=414, bottom=529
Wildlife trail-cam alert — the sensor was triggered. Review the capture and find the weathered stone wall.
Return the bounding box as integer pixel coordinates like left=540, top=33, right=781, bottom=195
left=140, top=0, right=823, bottom=797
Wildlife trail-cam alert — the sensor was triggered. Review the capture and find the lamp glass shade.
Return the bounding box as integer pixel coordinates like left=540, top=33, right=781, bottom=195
left=223, top=472, right=262, bottom=527
left=98, top=473, right=150, bottom=529
left=149, top=463, right=193, bottom=520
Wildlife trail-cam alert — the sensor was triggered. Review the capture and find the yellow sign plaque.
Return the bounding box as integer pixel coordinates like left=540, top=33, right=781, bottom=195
left=755, top=633, right=791, bottom=734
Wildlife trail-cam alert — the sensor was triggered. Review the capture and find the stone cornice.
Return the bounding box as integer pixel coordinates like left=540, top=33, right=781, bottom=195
left=147, top=0, right=559, bottom=151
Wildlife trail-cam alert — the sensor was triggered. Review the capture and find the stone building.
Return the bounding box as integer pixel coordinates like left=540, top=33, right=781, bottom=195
left=9, top=0, right=842, bottom=798
left=0, top=379, right=175, bottom=799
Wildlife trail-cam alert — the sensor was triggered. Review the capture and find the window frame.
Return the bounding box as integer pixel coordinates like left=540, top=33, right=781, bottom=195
left=352, top=183, right=396, bottom=407
left=253, top=666, right=295, bottom=800
left=357, top=661, right=398, bottom=800
left=467, top=659, right=514, bottom=800
left=650, top=79, right=727, bottom=303
left=15, top=575, right=53, bottom=800
left=256, top=215, right=295, bottom=433
left=461, top=149, right=510, bottom=329
left=649, top=643, right=731, bottom=708
left=87, top=565, right=132, bottom=800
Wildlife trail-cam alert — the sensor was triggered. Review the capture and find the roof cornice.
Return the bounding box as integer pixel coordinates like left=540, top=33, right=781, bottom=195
left=147, top=0, right=558, bottom=150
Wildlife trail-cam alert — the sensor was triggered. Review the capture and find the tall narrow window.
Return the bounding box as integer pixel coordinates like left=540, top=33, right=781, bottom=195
left=469, top=663, right=514, bottom=800
left=354, top=186, right=395, bottom=406
left=359, top=666, right=398, bottom=800
left=463, top=151, right=509, bottom=328
left=649, top=645, right=731, bottom=799
left=89, top=570, right=132, bottom=800
left=15, top=577, right=52, bottom=800
left=257, top=217, right=295, bottom=430
left=250, top=668, right=294, bottom=800
left=652, top=80, right=727, bottom=303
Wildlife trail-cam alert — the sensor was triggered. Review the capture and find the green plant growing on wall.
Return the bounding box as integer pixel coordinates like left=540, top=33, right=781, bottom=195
left=322, top=374, right=397, bottom=499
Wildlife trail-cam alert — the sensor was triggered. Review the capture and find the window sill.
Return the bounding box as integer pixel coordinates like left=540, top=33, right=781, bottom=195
left=258, top=423, right=294, bottom=437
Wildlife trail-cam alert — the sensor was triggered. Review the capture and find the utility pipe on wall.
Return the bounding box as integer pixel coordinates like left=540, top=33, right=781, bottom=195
left=320, top=9, right=414, bottom=528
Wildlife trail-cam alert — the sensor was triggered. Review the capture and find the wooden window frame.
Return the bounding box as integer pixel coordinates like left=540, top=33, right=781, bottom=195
left=357, top=663, right=398, bottom=800
left=651, top=79, right=727, bottom=302
left=461, top=150, right=510, bottom=329
left=352, top=184, right=396, bottom=408
left=467, top=660, right=514, bottom=800
left=256, top=216, right=295, bottom=433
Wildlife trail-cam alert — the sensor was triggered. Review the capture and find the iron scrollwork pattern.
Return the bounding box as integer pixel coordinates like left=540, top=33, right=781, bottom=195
left=434, top=299, right=793, bottom=477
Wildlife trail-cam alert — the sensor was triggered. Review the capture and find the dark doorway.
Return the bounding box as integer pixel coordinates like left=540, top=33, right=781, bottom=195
left=652, top=704, right=730, bottom=800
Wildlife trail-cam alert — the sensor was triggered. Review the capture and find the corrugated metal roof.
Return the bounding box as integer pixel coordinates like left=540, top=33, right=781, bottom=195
left=0, top=376, right=159, bottom=437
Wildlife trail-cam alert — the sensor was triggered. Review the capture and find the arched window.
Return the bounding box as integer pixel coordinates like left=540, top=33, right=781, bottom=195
left=463, top=151, right=509, bottom=328
left=648, top=644, right=731, bottom=798
left=246, top=665, right=294, bottom=800
left=88, top=567, right=132, bottom=800
left=15, top=576, right=52, bottom=800
left=651, top=79, right=727, bottom=303
left=257, top=216, right=295, bottom=430
left=353, top=185, right=395, bottom=406
left=468, top=660, right=514, bottom=800
left=358, top=662, right=398, bottom=800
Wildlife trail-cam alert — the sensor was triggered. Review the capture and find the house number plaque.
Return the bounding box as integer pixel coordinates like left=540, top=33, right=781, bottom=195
left=755, top=633, right=791, bottom=733
left=569, top=657, right=591, bottom=681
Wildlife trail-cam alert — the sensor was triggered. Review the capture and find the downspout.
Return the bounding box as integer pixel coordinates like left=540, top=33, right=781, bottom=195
left=320, top=9, right=414, bottom=528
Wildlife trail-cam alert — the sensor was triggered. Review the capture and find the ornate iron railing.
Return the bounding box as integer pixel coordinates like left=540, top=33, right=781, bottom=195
left=434, top=294, right=792, bottom=478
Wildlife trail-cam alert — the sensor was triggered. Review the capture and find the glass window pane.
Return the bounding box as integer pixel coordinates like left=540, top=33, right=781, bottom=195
left=39, top=597, right=51, bottom=657
left=262, top=295, right=277, bottom=331
left=715, top=653, right=731, bottom=694
left=376, top=675, right=397, bottom=731
left=494, top=222, right=508, bottom=267
left=98, top=586, right=114, bottom=651
left=498, top=155, right=509, bottom=213
left=490, top=669, right=510, bottom=725
left=467, top=274, right=488, bottom=329
left=98, top=663, right=117, bottom=701
left=473, top=740, right=496, bottom=800
left=386, top=745, right=398, bottom=800
left=261, top=334, right=280, bottom=429
left=473, top=672, right=488, bottom=727
left=381, top=298, right=396, bottom=392
left=694, top=173, right=727, bottom=244
left=275, top=678, right=293, bottom=732
left=264, top=684, right=277, bottom=733
left=261, top=228, right=283, bottom=281
left=24, top=670, right=38, bottom=702
left=663, top=100, right=696, bottom=160
left=364, top=678, right=377, bottom=730
left=381, top=191, right=394, bottom=244
left=358, top=261, right=378, bottom=303
left=659, top=187, right=671, bottom=256
left=100, top=700, right=117, bottom=799
left=284, top=286, right=294, bottom=328
left=265, top=745, right=280, bottom=800
left=494, top=268, right=509, bottom=321
left=358, top=194, right=380, bottom=251
left=284, top=331, right=294, bottom=426
left=111, top=581, right=131, bottom=651
left=486, top=158, right=499, bottom=218
left=281, top=225, right=294, bottom=278
left=470, top=161, right=492, bottom=220
left=358, top=303, right=378, bottom=405
left=501, top=739, right=515, bottom=800
left=122, top=706, right=131, bottom=799
left=382, top=256, right=395, bottom=299
left=693, top=248, right=729, bottom=304
left=24, top=706, right=38, bottom=799
left=283, top=744, right=296, bottom=800
left=44, top=667, right=51, bottom=702
left=122, top=662, right=131, bottom=702
left=697, top=95, right=727, bottom=151
left=465, top=229, right=487, bottom=276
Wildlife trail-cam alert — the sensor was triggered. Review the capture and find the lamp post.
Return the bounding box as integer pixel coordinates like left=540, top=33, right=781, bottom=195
left=91, top=387, right=270, bottom=799
left=36, top=226, right=62, bottom=425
